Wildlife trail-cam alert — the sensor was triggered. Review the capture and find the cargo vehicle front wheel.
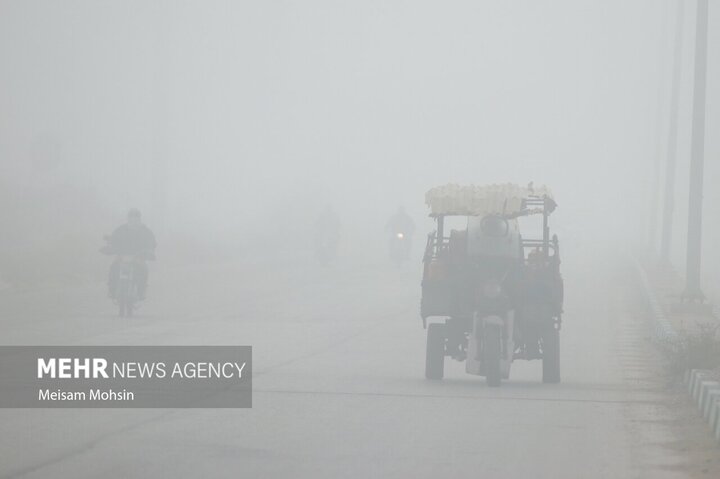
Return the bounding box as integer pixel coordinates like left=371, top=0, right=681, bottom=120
left=425, top=323, right=446, bottom=380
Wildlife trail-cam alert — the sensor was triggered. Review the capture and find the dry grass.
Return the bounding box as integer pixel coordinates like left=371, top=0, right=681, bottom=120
left=663, top=322, right=720, bottom=378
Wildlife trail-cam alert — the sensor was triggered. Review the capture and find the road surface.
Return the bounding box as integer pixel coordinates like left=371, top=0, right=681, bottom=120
left=0, top=246, right=716, bottom=478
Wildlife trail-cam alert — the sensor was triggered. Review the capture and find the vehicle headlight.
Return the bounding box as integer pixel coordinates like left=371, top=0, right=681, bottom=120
left=483, top=280, right=502, bottom=299
left=396, top=232, right=404, bottom=239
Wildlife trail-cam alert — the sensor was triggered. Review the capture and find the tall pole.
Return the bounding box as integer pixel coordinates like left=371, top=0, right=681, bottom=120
left=660, top=0, right=684, bottom=264
left=683, top=0, right=708, bottom=301
left=648, top=0, right=671, bottom=255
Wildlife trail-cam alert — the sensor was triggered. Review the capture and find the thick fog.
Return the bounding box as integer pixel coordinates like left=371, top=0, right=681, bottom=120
left=3, top=2, right=720, bottom=478
left=3, top=0, right=716, bottom=295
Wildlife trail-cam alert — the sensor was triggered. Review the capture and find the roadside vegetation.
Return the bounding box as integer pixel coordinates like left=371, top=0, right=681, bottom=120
left=664, top=322, right=720, bottom=379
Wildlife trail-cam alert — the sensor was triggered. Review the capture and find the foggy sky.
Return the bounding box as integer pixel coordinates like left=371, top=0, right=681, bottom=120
left=0, top=1, right=717, bottom=296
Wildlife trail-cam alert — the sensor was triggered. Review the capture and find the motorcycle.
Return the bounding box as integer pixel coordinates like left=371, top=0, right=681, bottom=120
left=464, top=272, right=515, bottom=386
left=101, top=235, right=149, bottom=317
left=114, top=255, right=141, bottom=317
left=389, top=231, right=411, bottom=265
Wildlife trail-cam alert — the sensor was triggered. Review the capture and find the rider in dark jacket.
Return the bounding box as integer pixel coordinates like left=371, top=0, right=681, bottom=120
left=385, top=206, right=416, bottom=262
left=385, top=206, right=416, bottom=238
left=104, top=209, right=156, bottom=299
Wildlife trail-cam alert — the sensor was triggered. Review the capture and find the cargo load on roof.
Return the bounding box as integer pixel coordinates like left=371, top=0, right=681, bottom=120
left=424, top=183, right=554, bottom=217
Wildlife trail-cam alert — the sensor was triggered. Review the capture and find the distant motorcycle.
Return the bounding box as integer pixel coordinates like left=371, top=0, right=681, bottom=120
left=389, top=231, right=411, bottom=265
left=114, top=255, right=141, bottom=317
left=101, top=235, right=148, bottom=317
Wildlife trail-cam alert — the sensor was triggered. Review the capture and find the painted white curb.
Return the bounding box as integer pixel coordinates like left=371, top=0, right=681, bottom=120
left=683, top=370, right=720, bottom=442
left=699, top=382, right=720, bottom=413
left=709, top=395, right=720, bottom=427
left=688, top=369, right=707, bottom=396
left=695, top=380, right=717, bottom=405
left=702, top=389, right=720, bottom=421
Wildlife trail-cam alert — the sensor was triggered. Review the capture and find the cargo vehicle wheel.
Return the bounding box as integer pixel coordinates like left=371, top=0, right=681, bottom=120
left=425, top=323, right=446, bottom=380
left=542, top=328, right=560, bottom=383
left=484, top=326, right=502, bottom=387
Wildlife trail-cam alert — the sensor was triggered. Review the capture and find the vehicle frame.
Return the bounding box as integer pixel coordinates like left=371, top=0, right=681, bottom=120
left=421, top=191, right=563, bottom=385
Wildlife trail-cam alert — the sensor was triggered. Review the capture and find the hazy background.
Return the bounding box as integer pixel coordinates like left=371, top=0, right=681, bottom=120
left=0, top=0, right=717, bottom=300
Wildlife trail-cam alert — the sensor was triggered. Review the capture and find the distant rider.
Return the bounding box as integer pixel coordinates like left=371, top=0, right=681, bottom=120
left=103, top=209, right=156, bottom=300
left=386, top=206, right=415, bottom=240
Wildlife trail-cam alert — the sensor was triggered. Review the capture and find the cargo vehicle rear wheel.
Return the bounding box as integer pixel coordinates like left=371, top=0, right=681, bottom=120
left=484, top=326, right=502, bottom=387
left=425, top=323, right=446, bottom=380
left=542, top=327, right=560, bottom=383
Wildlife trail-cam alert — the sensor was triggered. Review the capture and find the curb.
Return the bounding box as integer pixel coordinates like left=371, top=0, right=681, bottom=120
left=632, top=257, right=680, bottom=348
left=635, top=260, right=720, bottom=443
left=684, top=369, right=720, bottom=442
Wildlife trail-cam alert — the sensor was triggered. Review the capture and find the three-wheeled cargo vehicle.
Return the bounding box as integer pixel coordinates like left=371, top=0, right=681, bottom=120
left=421, top=184, right=563, bottom=386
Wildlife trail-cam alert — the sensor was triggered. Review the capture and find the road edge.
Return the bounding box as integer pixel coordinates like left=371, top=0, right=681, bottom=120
left=634, top=257, right=720, bottom=443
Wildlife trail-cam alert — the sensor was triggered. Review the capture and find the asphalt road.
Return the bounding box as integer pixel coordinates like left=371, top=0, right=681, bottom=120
left=0, top=246, right=710, bottom=478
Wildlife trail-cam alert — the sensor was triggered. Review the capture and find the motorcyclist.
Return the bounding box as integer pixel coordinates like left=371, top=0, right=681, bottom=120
left=386, top=206, right=415, bottom=257
left=386, top=206, right=415, bottom=237
left=102, top=209, right=156, bottom=300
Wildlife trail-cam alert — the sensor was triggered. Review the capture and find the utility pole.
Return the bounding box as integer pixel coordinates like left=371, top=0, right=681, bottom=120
left=660, top=0, right=684, bottom=264
left=648, top=0, right=671, bottom=255
left=683, top=0, right=708, bottom=302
